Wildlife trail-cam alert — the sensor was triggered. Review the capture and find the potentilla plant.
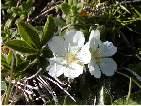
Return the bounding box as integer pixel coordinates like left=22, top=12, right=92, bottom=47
left=46, top=28, right=118, bottom=104
left=2, top=0, right=141, bottom=105
left=47, top=29, right=117, bottom=79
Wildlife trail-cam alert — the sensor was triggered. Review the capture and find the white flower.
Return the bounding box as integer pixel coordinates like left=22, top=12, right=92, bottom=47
left=47, top=29, right=91, bottom=79
left=88, top=30, right=117, bottom=78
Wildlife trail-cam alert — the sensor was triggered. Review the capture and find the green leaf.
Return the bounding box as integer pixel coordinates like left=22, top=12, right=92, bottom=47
left=1, top=81, right=7, bottom=91
left=17, top=21, right=41, bottom=49
left=77, top=3, right=83, bottom=12
left=42, top=15, right=56, bottom=46
left=4, top=19, right=12, bottom=28
left=6, top=40, right=38, bottom=53
left=60, top=2, right=71, bottom=15
left=26, top=0, right=33, bottom=8
left=68, top=0, right=73, bottom=5
left=7, top=50, right=12, bottom=65
left=1, top=54, right=10, bottom=70
left=54, top=17, right=66, bottom=28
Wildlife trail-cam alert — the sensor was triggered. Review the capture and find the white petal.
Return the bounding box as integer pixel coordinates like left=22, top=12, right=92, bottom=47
left=47, top=57, right=65, bottom=77
left=65, top=29, right=76, bottom=42
left=48, top=36, right=67, bottom=56
left=65, top=29, right=78, bottom=47
left=48, top=64, right=65, bottom=77
left=68, top=46, right=80, bottom=54
left=99, top=58, right=117, bottom=76
left=89, top=31, right=102, bottom=52
left=89, top=37, right=99, bottom=52
left=89, top=30, right=100, bottom=41
left=64, top=63, right=83, bottom=79
left=65, top=29, right=85, bottom=50
left=73, top=31, right=85, bottom=48
left=99, top=41, right=117, bottom=57
left=76, top=42, right=91, bottom=64
left=88, top=60, right=101, bottom=78
left=48, top=57, right=65, bottom=65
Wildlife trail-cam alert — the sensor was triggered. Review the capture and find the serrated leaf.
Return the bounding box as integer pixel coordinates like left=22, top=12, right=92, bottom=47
left=4, top=19, right=12, bottom=28
left=17, top=21, right=41, bottom=49
left=60, top=2, right=71, bottom=15
left=6, top=40, right=38, bottom=53
left=42, top=16, right=56, bottom=46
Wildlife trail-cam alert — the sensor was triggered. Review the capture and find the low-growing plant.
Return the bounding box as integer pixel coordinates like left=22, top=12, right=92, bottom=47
left=1, top=0, right=141, bottom=105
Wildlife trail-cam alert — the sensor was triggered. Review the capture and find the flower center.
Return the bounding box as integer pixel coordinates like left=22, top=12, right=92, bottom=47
left=92, top=49, right=101, bottom=64
left=66, top=53, right=77, bottom=64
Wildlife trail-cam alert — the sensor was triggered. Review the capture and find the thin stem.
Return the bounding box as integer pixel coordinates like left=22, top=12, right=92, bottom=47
left=99, top=86, right=104, bottom=105
left=3, top=82, right=14, bottom=105
left=26, top=68, right=42, bottom=80
left=63, top=95, right=67, bottom=105
left=3, top=52, right=15, bottom=105
left=126, top=77, right=132, bottom=104
left=22, top=58, right=38, bottom=73
left=117, top=71, right=141, bottom=89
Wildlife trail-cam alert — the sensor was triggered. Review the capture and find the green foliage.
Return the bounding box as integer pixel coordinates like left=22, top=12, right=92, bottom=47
left=60, top=0, right=83, bottom=25
left=6, top=40, right=38, bottom=53
left=42, top=16, right=56, bottom=46
left=60, top=2, right=71, bottom=15
left=1, top=54, right=11, bottom=75
left=1, top=81, right=7, bottom=91
left=17, top=21, right=41, bottom=49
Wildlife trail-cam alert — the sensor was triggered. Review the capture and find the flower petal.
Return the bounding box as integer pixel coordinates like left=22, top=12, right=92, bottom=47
left=48, top=64, right=65, bottom=77
left=65, top=29, right=85, bottom=52
left=99, top=41, right=117, bottom=57
left=64, top=63, right=83, bottom=79
left=73, top=31, right=85, bottom=48
left=99, top=58, right=117, bottom=76
left=89, top=30, right=101, bottom=52
left=89, top=37, right=99, bottom=52
left=47, top=57, right=65, bottom=77
left=48, top=36, right=67, bottom=56
left=76, top=42, right=91, bottom=64
left=89, top=30, right=100, bottom=41
left=88, top=60, right=101, bottom=78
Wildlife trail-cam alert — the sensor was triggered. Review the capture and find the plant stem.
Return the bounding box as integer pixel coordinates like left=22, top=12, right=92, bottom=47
left=63, top=95, right=67, bottom=105
left=99, top=86, right=104, bottom=105
left=3, top=81, right=14, bottom=105
left=126, top=77, right=132, bottom=104
left=117, top=71, right=141, bottom=89
left=3, top=51, right=15, bottom=105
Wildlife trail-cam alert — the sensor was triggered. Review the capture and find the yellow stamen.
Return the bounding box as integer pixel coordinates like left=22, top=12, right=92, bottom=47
left=92, top=49, right=101, bottom=64
left=66, top=53, right=77, bottom=64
